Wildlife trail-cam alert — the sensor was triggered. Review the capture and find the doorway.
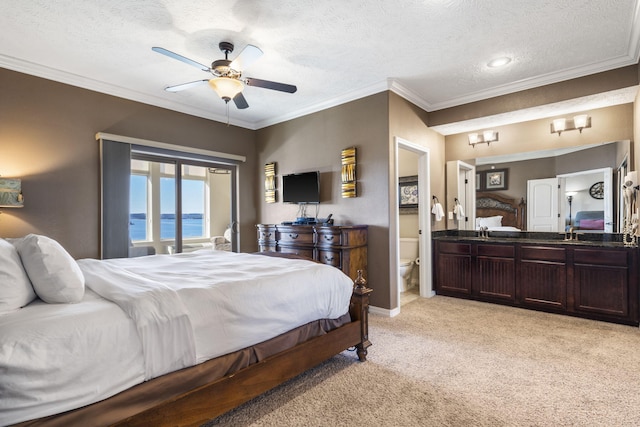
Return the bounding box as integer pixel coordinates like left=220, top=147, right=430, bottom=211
left=394, top=137, right=433, bottom=314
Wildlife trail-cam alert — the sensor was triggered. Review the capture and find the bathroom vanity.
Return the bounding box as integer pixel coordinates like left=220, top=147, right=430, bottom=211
left=433, top=231, right=639, bottom=326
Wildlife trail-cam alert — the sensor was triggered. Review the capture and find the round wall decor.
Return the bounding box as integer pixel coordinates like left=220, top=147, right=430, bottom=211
left=589, top=181, right=604, bottom=199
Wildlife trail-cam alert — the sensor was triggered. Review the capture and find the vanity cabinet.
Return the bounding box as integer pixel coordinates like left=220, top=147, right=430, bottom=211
left=434, top=239, right=639, bottom=325
left=256, top=224, right=368, bottom=282
left=572, top=248, right=635, bottom=320
left=434, top=242, right=472, bottom=295
left=518, top=246, right=567, bottom=311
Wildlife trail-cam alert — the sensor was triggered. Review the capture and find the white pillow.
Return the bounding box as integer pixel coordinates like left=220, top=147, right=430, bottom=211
left=0, top=238, right=36, bottom=314
left=13, top=234, right=85, bottom=303
left=476, top=215, right=503, bottom=228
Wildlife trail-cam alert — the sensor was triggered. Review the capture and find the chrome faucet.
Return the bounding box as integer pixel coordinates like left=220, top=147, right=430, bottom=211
left=478, top=226, right=489, bottom=238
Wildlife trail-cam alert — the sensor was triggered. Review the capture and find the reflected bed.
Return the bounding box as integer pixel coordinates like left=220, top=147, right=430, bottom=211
left=476, top=192, right=527, bottom=231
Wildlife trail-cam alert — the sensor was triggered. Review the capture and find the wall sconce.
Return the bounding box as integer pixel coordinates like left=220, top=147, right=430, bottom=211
left=341, top=147, right=357, bottom=198
left=468, top=130, right=498, bottom=147
left=0, top=178, right=24, bottom=209
left=550, top=114, right=591, bottom=135
left=264, top=162, right=277, bottom=203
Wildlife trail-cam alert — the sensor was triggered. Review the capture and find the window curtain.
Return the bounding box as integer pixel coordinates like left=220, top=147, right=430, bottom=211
left=100, top=139, right=131, bottom=259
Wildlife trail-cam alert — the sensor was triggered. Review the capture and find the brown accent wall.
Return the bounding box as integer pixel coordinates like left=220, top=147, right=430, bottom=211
left=256, top=92, right=445, bottom=310
left=256, top=93, right=391, bottom=308
left=430, top=65, right=639, bottom=126
left=0, top=68, right=257, bottom=258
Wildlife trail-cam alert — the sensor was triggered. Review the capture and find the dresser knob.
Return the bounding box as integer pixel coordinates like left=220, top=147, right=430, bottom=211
left=324, top=255, right=334, bottom=262
left=324, top=235, right=335, bottom=241
left=289, top=233, right=299, bottom=239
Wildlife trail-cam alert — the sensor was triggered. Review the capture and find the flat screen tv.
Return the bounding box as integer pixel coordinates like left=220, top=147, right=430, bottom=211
left=282, top=171, right=320, bottom=203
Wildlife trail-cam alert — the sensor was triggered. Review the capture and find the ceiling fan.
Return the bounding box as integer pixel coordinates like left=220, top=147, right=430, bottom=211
left=152, top=42, right=297, bottom=110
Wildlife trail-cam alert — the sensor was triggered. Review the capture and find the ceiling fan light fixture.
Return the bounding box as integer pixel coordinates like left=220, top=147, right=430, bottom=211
left=208, top=77, right=245, bottom=101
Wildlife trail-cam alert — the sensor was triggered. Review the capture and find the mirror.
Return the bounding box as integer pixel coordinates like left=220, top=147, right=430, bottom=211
left=451, top=140, right=630, bottom=234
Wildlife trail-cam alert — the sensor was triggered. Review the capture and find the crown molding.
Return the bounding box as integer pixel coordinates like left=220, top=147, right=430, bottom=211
left=0, top=54, right=256, bottom=130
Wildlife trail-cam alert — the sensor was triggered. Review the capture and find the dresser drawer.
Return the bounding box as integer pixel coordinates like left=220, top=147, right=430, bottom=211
left=279, top=246, right=315, bottom=259
left=277, top=227, right=315, bottom=245
left=317, top=230, right=341, bottom=245
left=257, top=225, right=277, bottom=243
left=318, top=249, right=341, bottom=268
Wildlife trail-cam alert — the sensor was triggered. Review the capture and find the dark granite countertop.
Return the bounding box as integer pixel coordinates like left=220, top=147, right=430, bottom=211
left=432, top=230, right=634, bottom=249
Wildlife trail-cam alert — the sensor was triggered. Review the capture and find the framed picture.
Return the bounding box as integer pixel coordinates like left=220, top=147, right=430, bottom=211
left=483, top=168, right=508, bottom=191
left=399, top=175, right=419, bottom=214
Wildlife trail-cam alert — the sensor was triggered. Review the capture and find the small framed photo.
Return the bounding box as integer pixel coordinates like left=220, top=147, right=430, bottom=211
left=399, top=175, right=418, bottom=214
left=484, top=168, right=508, bottom=191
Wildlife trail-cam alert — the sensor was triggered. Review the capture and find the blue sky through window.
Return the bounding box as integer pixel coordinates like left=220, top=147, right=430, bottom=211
left=130, top=176, right=204, bottom=214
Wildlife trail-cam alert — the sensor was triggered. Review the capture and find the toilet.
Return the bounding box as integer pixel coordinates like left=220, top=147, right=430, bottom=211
left=399, top=237, right=419, bottom=292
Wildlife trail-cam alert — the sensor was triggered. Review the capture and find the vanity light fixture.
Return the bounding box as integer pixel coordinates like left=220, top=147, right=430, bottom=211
left=468, top=130, right=499, bottom=147
left=550, top=115, right=591, bottom=136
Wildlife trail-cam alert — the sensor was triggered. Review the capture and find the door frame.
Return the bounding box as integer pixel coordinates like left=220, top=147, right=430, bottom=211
left=392, top=137, right=433, bottom=316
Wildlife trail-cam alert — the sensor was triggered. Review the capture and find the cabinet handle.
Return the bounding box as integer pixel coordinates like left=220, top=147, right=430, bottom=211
left=289, top=233, right=299, bottom=239
left=324, top=255, right=334, bottom=262
left=261, top=232, right=272, bottom=238
left=323, top=235, right=335, bottom=241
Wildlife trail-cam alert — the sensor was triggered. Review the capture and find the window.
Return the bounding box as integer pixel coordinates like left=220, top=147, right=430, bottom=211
left=129, top=155, right=233, bottom=254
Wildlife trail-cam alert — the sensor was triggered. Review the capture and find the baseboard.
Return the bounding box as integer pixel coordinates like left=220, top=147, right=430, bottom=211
left=369, top=305, right=401, bottom=317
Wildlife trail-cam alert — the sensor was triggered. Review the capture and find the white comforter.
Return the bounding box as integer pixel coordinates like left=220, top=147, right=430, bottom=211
left=0, top=250, right=354, bottom=425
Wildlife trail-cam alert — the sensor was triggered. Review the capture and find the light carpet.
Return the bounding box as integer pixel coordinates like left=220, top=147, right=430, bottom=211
left=205, top=296, right=640, bottom=426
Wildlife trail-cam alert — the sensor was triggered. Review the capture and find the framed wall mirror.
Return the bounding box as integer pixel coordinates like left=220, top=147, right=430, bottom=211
left=450, top=140, right=630, bottom=234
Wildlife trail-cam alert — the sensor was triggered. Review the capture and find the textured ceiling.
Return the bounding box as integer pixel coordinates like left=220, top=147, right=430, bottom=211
left=0, top=0, right=638, bottom=131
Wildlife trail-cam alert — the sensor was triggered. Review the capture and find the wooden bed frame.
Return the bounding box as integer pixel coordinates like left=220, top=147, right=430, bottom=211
left=476, top=192, right=527, bottom=230
left=16, top=275, right=372, bottom=427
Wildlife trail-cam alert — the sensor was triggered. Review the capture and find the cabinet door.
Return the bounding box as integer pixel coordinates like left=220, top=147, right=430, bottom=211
left=436, top=242, right=472, bottom=295
left=573, top=249, right=629, bottom=319
left=519, top=246, right=567, bottom=310
left=475, top=244, right=516, bottom=302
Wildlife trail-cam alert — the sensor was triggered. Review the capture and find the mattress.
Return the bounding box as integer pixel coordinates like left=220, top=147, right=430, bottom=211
left=1, top=250, right=354, bottom=425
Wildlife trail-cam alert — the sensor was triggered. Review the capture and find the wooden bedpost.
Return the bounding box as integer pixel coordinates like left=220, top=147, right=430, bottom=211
left=350, top=270, right=372, bottom=361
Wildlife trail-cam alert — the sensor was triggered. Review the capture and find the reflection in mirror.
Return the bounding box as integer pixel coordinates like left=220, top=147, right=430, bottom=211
left=458, top=140, right=629, bottom=234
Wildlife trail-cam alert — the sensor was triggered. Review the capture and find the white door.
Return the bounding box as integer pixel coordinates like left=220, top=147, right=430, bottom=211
left=527, top=178, right=559, bottom=232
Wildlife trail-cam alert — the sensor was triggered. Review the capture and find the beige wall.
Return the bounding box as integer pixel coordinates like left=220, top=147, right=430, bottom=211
left=446, top=104, right=634, bottom=163
left=0, top=68, right=257, bottom=258
left=388, top=93, right=446, bottom=308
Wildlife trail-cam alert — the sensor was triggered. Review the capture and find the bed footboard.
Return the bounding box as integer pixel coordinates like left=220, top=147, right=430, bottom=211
left=350, top=270, right=373, bottom=361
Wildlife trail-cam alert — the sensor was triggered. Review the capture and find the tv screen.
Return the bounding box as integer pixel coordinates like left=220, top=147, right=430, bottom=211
left=282, top=171, right=320, bottom=203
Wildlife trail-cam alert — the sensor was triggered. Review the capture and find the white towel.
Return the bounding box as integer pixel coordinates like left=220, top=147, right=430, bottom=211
left=432, top=202, right=444, bottom=221
left=454, top=203, right=465, bottom=217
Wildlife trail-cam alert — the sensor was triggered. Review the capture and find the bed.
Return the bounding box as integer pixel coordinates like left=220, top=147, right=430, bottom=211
left=0, top=235, right=371, bottom=427
left=475, top=192, right=526, bottom=231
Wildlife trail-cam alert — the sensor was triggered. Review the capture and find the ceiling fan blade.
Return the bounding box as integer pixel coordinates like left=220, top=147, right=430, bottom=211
left=164, top=79, right=210, bottom=92
left=245, top=77, right=297, bottom=93
left=233, top=92, right=249, bottom=109
left=229, top=44, right=263, bottom=71
left=152, top=47, right=210, bottom=72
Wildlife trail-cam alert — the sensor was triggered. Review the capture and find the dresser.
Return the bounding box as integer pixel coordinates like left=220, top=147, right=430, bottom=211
left=256, top=224, right=368, bottom=282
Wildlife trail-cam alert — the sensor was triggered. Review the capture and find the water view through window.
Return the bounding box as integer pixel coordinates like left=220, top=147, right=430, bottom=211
left=129, top=163, right=206, bottom=242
